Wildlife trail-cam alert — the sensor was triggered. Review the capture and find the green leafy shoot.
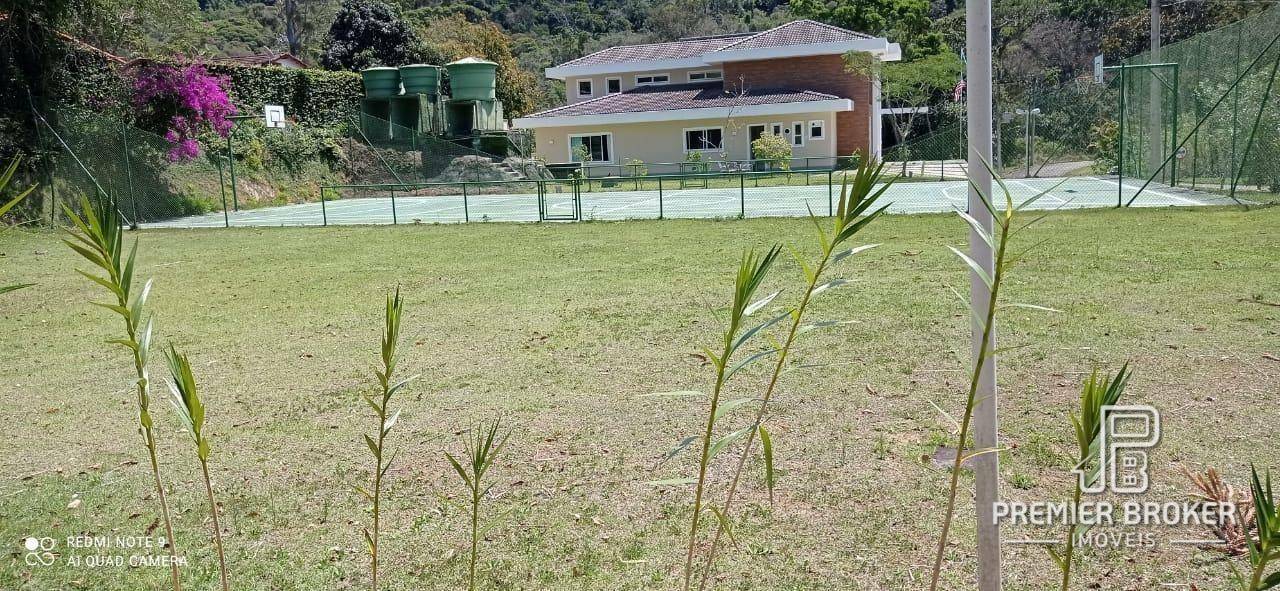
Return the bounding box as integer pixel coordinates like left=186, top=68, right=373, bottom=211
left=62, top=194, right=183, bottom=591
left=1050, top=364, right=1131, bottom=591
left=928, top=159, right=1059, bottom=591
left=671, top=243, right=781, bottom=591
left=446, top=418, right=512, bottom=591
left=694, top=155, right=893, bottom=590
left=360, top=288, right=411, bottom=591
left=164, top=346, right=230, bottom=591
left=1237, top=466, right=1280, bottom=591
left=1, top=157, right=37, bottom=294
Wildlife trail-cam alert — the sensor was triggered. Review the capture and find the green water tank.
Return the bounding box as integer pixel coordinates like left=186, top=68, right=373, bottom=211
left=361, top=67, right=401, bottom=98
left=399, top=64, right=441, bottom=95
left=446, top=57, right=498, bottom=101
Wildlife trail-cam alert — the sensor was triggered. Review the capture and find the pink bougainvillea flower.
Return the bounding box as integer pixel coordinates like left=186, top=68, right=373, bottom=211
left=133, top=63, right=238, bottom=161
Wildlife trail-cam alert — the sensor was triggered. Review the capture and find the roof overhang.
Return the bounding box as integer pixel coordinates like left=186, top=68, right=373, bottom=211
left=513, top=98, right=853, bottom=129
left=706, top=38, right=902, bottom=64
left=545, top=57, right=710, bottom=80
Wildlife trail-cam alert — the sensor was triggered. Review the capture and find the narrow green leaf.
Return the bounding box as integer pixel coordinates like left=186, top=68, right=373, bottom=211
left=712, top=398, right=758, bottom=422
left=947, top=245, right=994, bottom=289
left=724, top=348, right=778, bottom=381
left=0, top=283, right=35, bottom=295
left=760, top=424, right=775, bottom=503
left=709, top=506, right=740, bottom=549
left=954, top=208, right=995, bottom=250
left=708, top=427, right=752, bottom=461
left=364, top=434, right=380, bottom=459
left=732, top=309, right=791, bottom=350
left=744, top=290, right=781, bottom=317
left=382, top=409, right=401, bottom=435
left=832, top=243, right=881, bottom=265
left=810, top=278, right=853, bottom=297
left=999, top=303, right=1061, bottom=313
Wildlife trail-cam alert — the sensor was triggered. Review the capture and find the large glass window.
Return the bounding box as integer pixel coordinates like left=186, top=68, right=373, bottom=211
left=569, top=134, right=612, bottom=163
left=576, top=79, right=593, bottom=98
left=684, top=127, right=724, bottom=152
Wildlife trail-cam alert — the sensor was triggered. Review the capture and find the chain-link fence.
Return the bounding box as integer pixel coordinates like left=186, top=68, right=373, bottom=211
left=1116, top=3, right=1280, bottom=196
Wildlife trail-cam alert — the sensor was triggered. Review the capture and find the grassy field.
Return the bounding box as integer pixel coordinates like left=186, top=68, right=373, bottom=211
left=1, top=205, right=1277, bottom=590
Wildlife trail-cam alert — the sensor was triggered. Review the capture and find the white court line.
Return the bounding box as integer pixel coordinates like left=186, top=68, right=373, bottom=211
left=1010, top=179, right=1066, bottom=204
left=1086, top=176, right=1203, bottom=205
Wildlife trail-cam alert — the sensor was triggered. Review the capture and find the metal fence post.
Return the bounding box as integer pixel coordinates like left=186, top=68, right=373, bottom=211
left=390, top=186, right=398, bottom=225
left=320, top=186, right=328, bottom=226
left=658, top=176, right=664, bottom=219
left=828, top=170, right=834, bottom=216
left=739, top=172, right=745, bottom=218
left=462, top=182, right=470, bottom=222
left=217, top=160, right=230, bottom=228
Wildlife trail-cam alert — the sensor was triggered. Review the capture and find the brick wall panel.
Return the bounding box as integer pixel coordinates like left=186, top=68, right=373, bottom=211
left=723, top=55, right=872, bottom=157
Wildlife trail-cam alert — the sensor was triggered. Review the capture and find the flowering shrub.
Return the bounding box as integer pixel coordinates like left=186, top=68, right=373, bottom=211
left=133, top=64, right=237, bottom=161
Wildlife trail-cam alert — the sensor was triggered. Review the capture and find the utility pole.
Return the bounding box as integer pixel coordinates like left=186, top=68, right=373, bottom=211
left=966, top=0, right=1001, bottom=588
left=1149, top=0, right=1163, bottom=177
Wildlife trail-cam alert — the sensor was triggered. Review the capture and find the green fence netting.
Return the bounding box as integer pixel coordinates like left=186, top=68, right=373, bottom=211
left=1117, top=3, right=1280, bottom=195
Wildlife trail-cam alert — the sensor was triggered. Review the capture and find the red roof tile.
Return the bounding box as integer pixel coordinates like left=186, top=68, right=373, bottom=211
left=523, top=82, right=841, bottom=118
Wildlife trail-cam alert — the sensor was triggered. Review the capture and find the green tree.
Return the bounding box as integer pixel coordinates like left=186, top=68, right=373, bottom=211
left=847, top=48, right=962, bottom=149
left=789, top=0, right=943, bottom=59
left=320, top=0, right=422, bottom=70
left=413, top=14, right=545, bottom=118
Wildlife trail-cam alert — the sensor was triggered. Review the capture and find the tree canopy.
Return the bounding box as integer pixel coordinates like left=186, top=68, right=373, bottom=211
left=320, top=0, right=422, bottom=70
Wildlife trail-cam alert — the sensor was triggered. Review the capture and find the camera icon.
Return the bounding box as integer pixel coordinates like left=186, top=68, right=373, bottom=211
left=23, top=536, right=57, bottom=566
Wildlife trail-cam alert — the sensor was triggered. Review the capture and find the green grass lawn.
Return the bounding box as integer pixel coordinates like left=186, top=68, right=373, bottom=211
left=1, top=205, right=1277, bottom=590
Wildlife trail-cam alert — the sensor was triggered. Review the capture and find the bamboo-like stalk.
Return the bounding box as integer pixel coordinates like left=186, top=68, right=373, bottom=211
left=695, top=240, right=830, bottom=591
left=63, top=196, right=183, bottom=591
left=695, top=159, right=892, bottom=589
left=679, top=247, right=781, bottom=591
left=445, top=419, right=510, bottom=591
left=359, top=289, right=409, bottom=591
left=927, top=217, right=1007, bottom=591
left=200, top=461, right=230, bottom=591
left=164, top=345, right=230, bottom=591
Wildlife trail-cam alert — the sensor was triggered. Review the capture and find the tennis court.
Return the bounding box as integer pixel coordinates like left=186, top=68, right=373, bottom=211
left=142, top=175, right=1240, bottom=229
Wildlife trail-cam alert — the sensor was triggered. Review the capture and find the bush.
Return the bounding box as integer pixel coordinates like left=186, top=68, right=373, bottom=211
left=751, top=133, right=792, bottom=171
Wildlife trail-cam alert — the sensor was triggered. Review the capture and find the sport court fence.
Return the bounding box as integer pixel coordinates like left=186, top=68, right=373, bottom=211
left=315, top=169, right=859, bottom=226
left=882, top=3, right=1280, bottom=201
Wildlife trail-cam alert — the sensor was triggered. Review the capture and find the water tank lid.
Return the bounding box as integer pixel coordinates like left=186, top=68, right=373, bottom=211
left=445, top=57, right=497, bottom=66
left=362, top=66, right=399, bottom=72
left=400, top=63, right=440, bottom=68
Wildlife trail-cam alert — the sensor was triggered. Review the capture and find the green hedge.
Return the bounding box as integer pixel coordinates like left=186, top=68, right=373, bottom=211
left=202, top=64, right=363, bottom=126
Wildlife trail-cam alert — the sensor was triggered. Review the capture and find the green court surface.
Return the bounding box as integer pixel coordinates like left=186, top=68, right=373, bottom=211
left=142, top=176, right=1240, bottom=229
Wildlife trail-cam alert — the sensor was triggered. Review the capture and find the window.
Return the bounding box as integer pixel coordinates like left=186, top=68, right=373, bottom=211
left=635, top=74, right=670, bottom=86
left=606, top=77, right=621, bottom=94
left=576, top=79, right=593, bottom=98
left=770, top=122, right=784, bottom=136
left=791, top=121, right=805, bottom=146
left=688, top=70, right=723, bottom=81
left=809, top=120, right=825, bottom=139
left=569, top=133, right=612, bottom=163
left=683, top=127, right=724, bottom=152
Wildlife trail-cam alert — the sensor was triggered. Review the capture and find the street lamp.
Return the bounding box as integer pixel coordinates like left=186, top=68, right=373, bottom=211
left=1014, top=107, right=1041, bottom=177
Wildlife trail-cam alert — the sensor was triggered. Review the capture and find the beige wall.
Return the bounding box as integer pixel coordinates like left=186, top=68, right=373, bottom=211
left=564, top=67, right=725, bottom=104
left=532, top=111, right=839, bottom=165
